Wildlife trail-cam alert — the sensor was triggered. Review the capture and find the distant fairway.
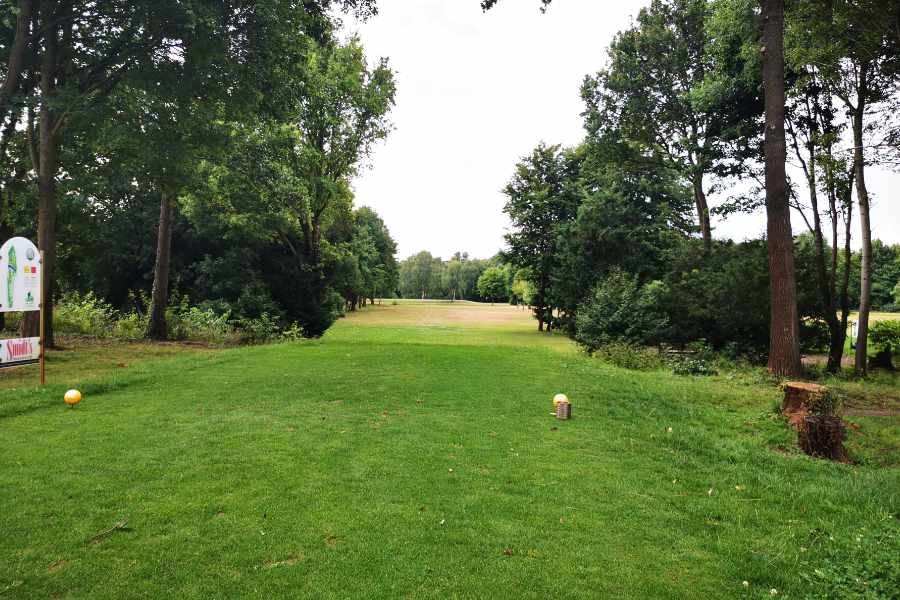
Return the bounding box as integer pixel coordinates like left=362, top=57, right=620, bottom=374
left=1, top=302, right=897, bottom=599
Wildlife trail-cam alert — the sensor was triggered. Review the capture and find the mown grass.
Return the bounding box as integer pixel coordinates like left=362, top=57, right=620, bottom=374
left=0, top=335, right=211, bottom=391
left=0, top=302, right=897, bottom=599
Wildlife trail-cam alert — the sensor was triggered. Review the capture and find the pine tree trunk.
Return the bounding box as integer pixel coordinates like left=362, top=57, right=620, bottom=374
left=761, top=0, right=802, bottom=377
left=148, top=191, right=174, bottom=340
left=852, top=69, right=872, bottom=375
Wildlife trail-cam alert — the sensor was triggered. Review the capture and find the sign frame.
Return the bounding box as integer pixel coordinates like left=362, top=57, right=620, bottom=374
left=0, top=237, right=45, bottom=384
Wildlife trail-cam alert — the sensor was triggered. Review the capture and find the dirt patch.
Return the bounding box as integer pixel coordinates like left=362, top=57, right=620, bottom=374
left=263, top=555, right=302, bottom=569
left=47, top=559, right=69, bottom=573
left=802, top=354, right=854, bottom=367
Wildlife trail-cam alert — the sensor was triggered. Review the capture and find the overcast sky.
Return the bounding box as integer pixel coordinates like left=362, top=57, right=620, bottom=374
left=346, top=0, right=899, bottom=261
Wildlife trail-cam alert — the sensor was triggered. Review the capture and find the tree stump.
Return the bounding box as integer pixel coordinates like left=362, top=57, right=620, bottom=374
left=782, top=381, right=831, bottom=427
left=798, top=415, right=847, bottom=461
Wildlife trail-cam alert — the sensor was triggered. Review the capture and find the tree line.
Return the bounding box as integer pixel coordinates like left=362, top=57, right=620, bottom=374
left=396, top=251, right=522, bottom=304
left=489, top=0, right=900, bottom=376
left=0, top=1, right=399, bottom=343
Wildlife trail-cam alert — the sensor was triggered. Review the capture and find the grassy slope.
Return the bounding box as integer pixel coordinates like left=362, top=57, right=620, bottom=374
left=0, top=302, right=897, bottom=599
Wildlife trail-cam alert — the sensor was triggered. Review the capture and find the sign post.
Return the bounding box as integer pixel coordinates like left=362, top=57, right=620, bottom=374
left=0, top=237, right=44, bottom=383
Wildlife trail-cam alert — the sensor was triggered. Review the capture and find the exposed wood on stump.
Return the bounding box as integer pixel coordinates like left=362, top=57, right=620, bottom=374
left=782, top=381, right=829, bottom=427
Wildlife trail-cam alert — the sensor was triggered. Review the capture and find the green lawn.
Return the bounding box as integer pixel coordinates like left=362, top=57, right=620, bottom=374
left=1, top=302, right=897, bottom=599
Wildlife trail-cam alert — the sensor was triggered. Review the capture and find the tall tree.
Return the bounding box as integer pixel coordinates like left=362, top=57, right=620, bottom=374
left=502, top=144, right=579, bottom=332
left=274, top=37, right=394, bottom=334
left=822, top=0, right=900, bottom=374
left=400, top=251, right=437, bottom=299
left=761, top=0, right=802, bottom=377
left=581, top=0, right=761, bottom=249
left=784, top=0, right=856, bottom=372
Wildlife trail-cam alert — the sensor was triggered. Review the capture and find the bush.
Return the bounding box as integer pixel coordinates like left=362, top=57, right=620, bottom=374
left=575, top=269, right=668, bottom=353
left=52, top=290, right=285, bottom=345
left=671, top=356, right=718, bottom=376
left=168, top=305, right=234, bottom=343
left=661, top=239, right=772, bottom=352
left=235, top=313, right=282, bottom=345
left=590, top=342, right=666, bottom=371
left=114, top=309, right=148, bottom=339
left=800, top=318, right=831, bottom=353
left=870, top=320, right=900, bottom=354
left=54, top=292, right=117, bottom=337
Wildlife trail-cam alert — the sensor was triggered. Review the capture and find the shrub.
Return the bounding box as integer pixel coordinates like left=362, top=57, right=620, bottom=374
left=169, top=306, right=234, bottom=343
left=671, top=356, right=718, bottom=376
left=869, top=320, right=900, bottom=353
left=590, top=342, right=666, bottom=371
left=235, top=313, right=282, bottom=345
left=54, top=292, right=117, bottom=337
left=800, top=318, right=831, bottom=353
left=575, top=269, right=668, bottom=353
left=114, top=309, right=148, bottom=339
left=661, top=239, right=771, bottom=352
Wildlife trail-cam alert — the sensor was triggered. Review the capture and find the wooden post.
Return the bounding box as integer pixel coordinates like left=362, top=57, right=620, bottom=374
left=39, top=250, right=45, bottom=385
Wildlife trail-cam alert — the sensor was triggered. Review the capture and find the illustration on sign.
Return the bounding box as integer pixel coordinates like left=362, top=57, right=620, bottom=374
left=0, top=237, right=40, bottom=313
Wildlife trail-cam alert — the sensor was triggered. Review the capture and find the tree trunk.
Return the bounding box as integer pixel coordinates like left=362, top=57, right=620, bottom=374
left=827, top=166, right=854, bottom=372
left=692, top=173, right=712, bottom=250
left=31, top=1, right=60, bottom=346
left=148, top=190, right=174, bottom=340
left=761, top=0, right=802, bottom=377
left=852, top=68, right=872, bottom=375
left=837, top=177, right=853, bottom=360
left=808, top=162, right=842, bottom=373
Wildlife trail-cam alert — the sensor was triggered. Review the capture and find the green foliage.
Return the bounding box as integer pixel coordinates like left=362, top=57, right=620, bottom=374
left=400, top=251, right=441, bottom=299
left=671, top=356, right=718, bottom=376
left=54, top=293, right=119, bottom=338
left=800, top=319, right=832, bottom=354
left=476, top=267, right=508, bottom=303
left=869, top=321, right=900, bottom=354
left=588, top=342, right=666, bottom=371
left=574, top=269, right=669, bottom=353
left=871, top=242, right=900, bottom=311
left=661, top=239, right=772, bottom=353
left=48, top=291, right=294, bottom=344
left=502, top=144, right=581, bottom=326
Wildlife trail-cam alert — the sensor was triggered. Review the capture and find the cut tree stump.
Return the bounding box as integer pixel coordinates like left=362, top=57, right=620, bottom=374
left=782, top=381, right=830, bottom=427
left=798, top=415, right=847, bottom=461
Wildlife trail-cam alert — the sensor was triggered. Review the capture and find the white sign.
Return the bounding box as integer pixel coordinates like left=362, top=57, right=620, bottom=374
left=0, top=237, right=41, bottom=313
left=0, top=336, right=40, bottom=367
